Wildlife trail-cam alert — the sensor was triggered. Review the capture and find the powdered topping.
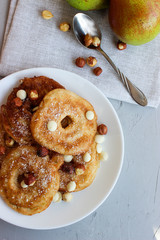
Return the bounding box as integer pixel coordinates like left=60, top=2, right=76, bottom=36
left=0, top=146, right=59, bottom=212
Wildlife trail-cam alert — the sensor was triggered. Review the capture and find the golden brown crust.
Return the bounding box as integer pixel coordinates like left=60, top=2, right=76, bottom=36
left=31, top=89, right=97, bottom=155
left=0, top=114, right=17, bottom=168
left=0, top=115, right=5, bottom=146
left=0, top=76, right=100, bottom=214
left=54, top=142, right=99, bottom=192
left=0, top=114, right=6, bottom=168
left=1, top=76, right=64, bottom=145
left=0, top=146, right=60, bottom=215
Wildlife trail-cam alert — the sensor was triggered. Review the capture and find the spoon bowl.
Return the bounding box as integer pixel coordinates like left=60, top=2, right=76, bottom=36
left=73, top=13, right=101, bottom=49
left=73, top=13, right=148, bottom=106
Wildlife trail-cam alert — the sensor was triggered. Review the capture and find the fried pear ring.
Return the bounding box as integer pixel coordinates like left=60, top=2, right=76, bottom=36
left=52, top=142, right=99, bottom=192
left=0, top=146, right=60, bottom=215
left=1, top=76, right=64, bottom=145
left=0, top=114, right=18, bottom=168
left=31, top=89, right=97, bottom=155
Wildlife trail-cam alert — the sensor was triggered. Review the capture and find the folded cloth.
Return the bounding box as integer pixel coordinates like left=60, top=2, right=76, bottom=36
left=0, top=0, right=160, bottom=108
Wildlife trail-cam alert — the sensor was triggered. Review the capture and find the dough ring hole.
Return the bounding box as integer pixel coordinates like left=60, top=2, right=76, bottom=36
left=17, top=173, right=24, bottom=185
left=17, top=172, right=32, bottom=186
left=61, top=116, right=72, bottom=129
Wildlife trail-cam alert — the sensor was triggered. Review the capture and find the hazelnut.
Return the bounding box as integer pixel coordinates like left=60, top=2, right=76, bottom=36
left=61, top=116, right=72, bottom=128
left=13, top=97, right=23, bottom=107
left=29, top=90, right=39, bottom=100
left=75, top=57, right=86, bottom=68
left=84, top=34, right=93, bottom=47
left=117, top=40, right=127, bottom=50
left=97, top=124, right=108, bottom=135
left=37, top=146, right=49, bottom=157
left=5, top=136, right=15, bottom=147
left=75, top=164, right=85, bottom=175
left=93, top=67, right=102, bottom=76
left=0, top=145, right=5, bottom=155
left=86, top=56, right=97, bottom=67
left=62, top=192, right=73, bottom=202
left=42, top=10, right=54, bottom=20
left=24, top=173, right=36, bottom=186
left=92, top=36, right=101, bottom=47
left=59, top=22, right=70, bottom=32
left=61, top=163, right=75, bottom=174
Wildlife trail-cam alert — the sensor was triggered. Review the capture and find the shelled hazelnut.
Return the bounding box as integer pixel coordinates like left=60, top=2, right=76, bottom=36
left=5, top=136, right=15, bottom=147
left=61, top=163, right=75, bottom=174
left=0, top=145, right=5, bottom=155
left=59, top=22, right=70, bottom=32
left=93, top=67, right=102, bottom=76
left=117, top=40, right=127, bottom=50
left=29, top=90, right=39, bottom=100
left=84, top=33, right=93, bottom=47
left=75, top=57, right=86, bottom=68
left=75, top=164, right=85, bottom=176
left=42, top=10, right=54, bottom=20
left=97, top=124, right=108, bottom=135
left=92, top=36, right=101, bottom=47
left=13, top=97, right=23, bottom=107
left=86, top=56, right=97, bottom=67
left=37, top=146, right=49, bottom=157
left=24, top=173, right=36, bottom=186
left=21, top=173, right=36, bottom=188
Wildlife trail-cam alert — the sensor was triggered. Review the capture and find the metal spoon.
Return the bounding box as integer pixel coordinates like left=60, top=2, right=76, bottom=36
left=73, top=13, right=148, bottom=106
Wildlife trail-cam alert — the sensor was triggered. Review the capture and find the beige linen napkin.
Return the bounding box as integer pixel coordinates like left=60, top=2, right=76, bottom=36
left=0, top=0, right=160, bottom=108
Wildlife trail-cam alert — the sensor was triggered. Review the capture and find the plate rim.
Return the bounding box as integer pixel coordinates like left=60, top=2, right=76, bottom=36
left=0, top=67, right=124, bottom=230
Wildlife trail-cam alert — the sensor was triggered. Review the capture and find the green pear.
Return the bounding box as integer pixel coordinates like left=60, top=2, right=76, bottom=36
left=66, top=0, right=108, bottom=11
left=108, top=0, right=160, bottom=45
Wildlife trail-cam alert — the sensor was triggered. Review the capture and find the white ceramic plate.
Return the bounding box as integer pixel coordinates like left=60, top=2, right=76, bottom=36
left=0, top=68, right=124, bottom=230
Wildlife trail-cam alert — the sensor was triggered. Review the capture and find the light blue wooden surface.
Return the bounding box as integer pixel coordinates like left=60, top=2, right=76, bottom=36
left=0, top=1, right=160, bottom=239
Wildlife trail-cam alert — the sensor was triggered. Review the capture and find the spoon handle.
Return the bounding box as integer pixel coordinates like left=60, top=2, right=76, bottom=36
left=97, top=47, right=148, bottom=106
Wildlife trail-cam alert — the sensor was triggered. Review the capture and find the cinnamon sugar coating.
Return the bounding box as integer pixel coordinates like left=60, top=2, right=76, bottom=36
left=1, top=76, right=64, bottom=145
left=53, top=142, right=99, bottom=192
left=31, top=89, right=97, bottom=155
left=0, top=146, right=60, bottom=215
